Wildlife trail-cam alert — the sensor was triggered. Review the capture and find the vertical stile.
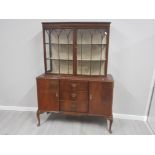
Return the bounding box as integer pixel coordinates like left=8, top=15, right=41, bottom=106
left=58, top=35, right=60, bottom=74
left=48, top=30, right=53, bottom=72
left=99, top=30, right=104, bottom=75
left=100, top=43, right=102, bottom=75
left=43, top=29, right=47, bottom=73
left=66, top=30, right=72, bottom=74
left=105, top=29, right=109, bottom=76
left=90, top=30, right=93, bottom=75
left=73, top=29, right=77, bottom=75
left=80, top=31, right=83, bottom=75
left=67, top=31, right=70, bottom=74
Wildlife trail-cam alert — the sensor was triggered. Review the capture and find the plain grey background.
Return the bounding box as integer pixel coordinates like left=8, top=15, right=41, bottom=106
left=0, top=19, right=155, bottom=118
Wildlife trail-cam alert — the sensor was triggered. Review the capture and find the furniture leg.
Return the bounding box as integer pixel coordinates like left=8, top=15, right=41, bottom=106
left=37, top=110, right=40, bottom=127
left=107, top=118, right=113, bottom=134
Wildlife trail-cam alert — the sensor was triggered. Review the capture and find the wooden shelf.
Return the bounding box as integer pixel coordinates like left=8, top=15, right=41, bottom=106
left=77, top=59, right=106, bottom=61
left=77, top=44, right=107, bottom=45
left=46, top=58, right=73, bottom=61
left=46, top=57, right=106, bottom=61
left=45, top=43, right=107, bottom=45
left=45, top=43, right=73, bottom=45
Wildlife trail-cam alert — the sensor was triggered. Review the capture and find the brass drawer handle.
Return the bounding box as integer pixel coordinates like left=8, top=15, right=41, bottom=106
left=71, top=83, right=77, bottom=88
left=71, top=93, right=77, bottom=98
left=56, top=92, right=59, bottom=98
left=89, top=94, right=92, bottom=101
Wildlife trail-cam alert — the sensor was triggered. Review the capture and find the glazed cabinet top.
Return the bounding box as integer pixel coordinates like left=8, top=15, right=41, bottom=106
left=42, top=22, right=111, bottom=77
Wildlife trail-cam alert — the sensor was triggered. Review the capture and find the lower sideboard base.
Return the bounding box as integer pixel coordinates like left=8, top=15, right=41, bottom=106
left=36, top=110, right=113, bottom=134
left=36, top=74, right=114, bottom=134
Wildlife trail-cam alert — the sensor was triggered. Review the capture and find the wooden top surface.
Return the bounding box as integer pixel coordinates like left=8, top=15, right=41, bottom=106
left=42, top=22, right=111, bottom=24
left=42, top=22, right=111, bottom=29
left=37, top=74, right=114, bottom=82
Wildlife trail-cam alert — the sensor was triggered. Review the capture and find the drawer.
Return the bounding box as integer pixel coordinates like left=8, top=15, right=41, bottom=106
left=60, top=91, right=88, bottom=102
left=60, top=100, right=88, bottom=113
left=60, top=80, right=88, bottom=91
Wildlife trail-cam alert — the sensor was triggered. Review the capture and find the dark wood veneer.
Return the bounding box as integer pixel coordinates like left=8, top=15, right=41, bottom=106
left=36, top=22, right=114, bottom=133
left=37, top=79, right=59, bottom=111
left=42, top=22, right=111, bottom=29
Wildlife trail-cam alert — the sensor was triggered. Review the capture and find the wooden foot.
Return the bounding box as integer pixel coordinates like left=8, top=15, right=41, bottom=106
left=36, top=110, right=40, bottom=127
left=107, top=118, right=113, bottom=134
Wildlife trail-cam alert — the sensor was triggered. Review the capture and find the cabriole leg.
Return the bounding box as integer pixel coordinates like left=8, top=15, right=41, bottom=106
left=36, top=110, right=40, bottom=127
left=107, top=118, right=113, bottom=134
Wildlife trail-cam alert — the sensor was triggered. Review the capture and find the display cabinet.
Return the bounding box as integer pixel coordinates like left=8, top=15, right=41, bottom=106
left=36, top=22, right=114, bottom=133
left=44, top=26, right=108, bottom=76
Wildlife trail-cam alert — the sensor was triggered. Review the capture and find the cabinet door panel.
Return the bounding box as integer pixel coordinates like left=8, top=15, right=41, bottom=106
left=37, top=79, right=59, bottom=111
left=89, top=81, right=113, bottom=116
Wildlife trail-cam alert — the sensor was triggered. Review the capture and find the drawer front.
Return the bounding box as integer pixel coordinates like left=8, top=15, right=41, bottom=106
left=60, top=91, right=88, bottom=102
left=60, top=80, right=88, bottom=92
left=60, top=100, right=88, bottom=113
left=37, top=79, right=59, bottom=111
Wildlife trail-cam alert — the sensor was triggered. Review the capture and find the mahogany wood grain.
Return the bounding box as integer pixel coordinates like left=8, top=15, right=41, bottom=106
left=42, top=22, right=111, bottom=29
left=37, top=79, right=59, bottom=111
left=37, top=22, right=114, bottom=133
left=60, top=100, right=88, bottom=113
left=60, top=91, right=88, bottom=101
left=60, top=79, right=88, bottom=91
left=89, top=81, right=113, bottom=116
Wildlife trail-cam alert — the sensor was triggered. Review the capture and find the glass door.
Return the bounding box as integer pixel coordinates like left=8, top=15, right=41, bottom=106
left=77, top=29, right=108, bottom=76
left=45, top=29, right=73, bottom=74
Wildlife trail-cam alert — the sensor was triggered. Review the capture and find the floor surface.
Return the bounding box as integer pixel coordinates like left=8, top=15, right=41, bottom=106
left=0, top=110, right=151, bottom=135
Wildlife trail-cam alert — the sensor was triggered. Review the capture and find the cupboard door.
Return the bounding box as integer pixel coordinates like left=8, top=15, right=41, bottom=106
left=37, top=79, right=59, bottom=111
left=89, top=81, right=113, bottom=116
